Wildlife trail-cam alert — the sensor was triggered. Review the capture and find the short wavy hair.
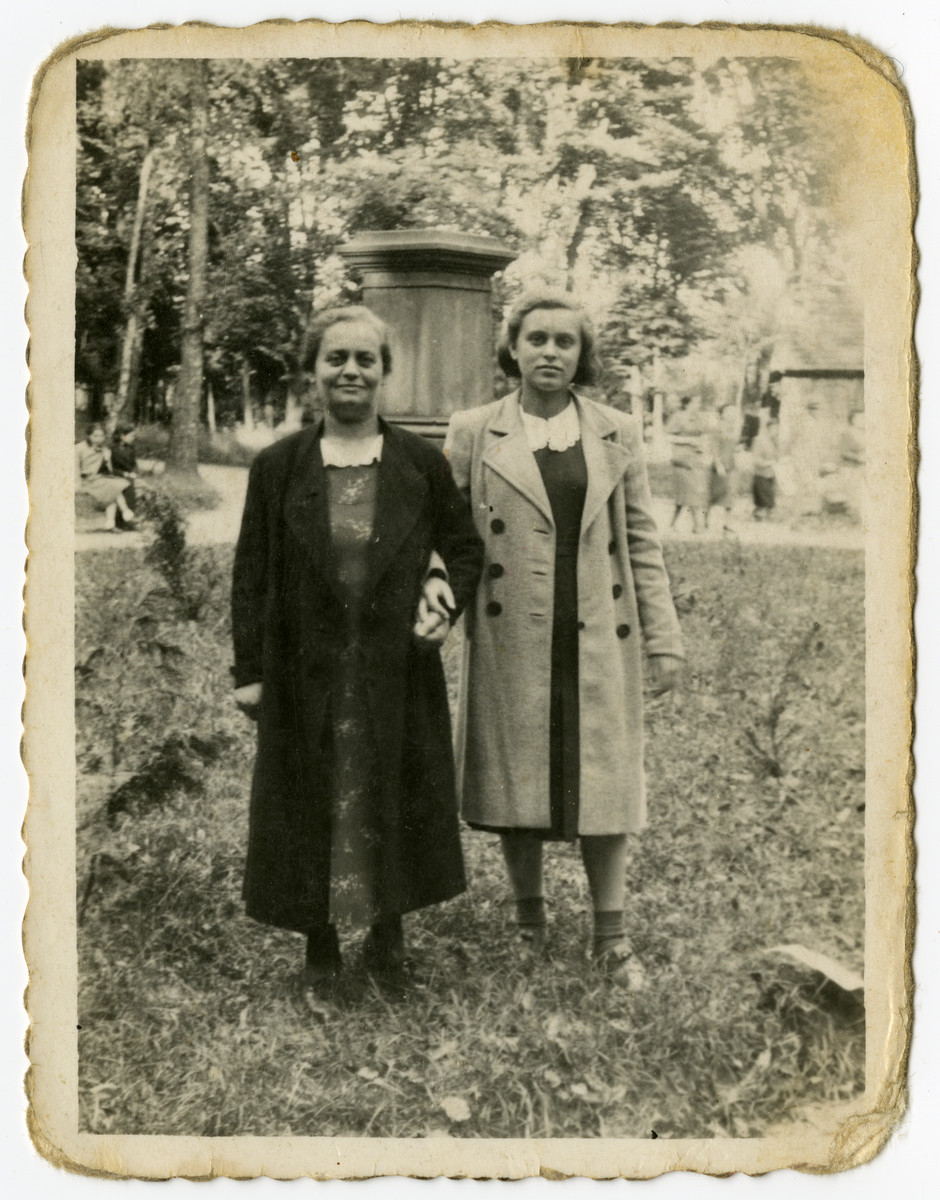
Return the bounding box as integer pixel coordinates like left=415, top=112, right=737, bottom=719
left=306, top=305, right=392, bottom=376
left=496, top=289, right=603, bottom=386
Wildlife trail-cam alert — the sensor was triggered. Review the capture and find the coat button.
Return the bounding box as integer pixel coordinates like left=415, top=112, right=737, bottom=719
left=491, top=518, right=506, bottom=534
left=616, top=623, right=631, bottom=639
left=486, top=600, right=503, bottom=616
left=577, top=620, right=585, bottom=631
left=612, top=584, right=623, bottom=599
left=488, top=563, right=505, bottom=579
left=608, top=540, right=616, bottom=554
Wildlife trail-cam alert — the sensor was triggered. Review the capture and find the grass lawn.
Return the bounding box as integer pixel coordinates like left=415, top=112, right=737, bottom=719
left=75, top=538, right=864, bottom=1139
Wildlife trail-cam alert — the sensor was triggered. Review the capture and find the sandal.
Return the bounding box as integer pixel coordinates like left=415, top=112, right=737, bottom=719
left=518, top=925, right=547, bottom=956
left=594, top=941, right=648, bottom=992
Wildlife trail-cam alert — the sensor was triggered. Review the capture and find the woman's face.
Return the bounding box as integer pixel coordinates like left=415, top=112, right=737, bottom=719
left=314, top=319, right=384, bottom=426
left=511, top=308, right=582, bottom=394
left=88, top=427, right=105, bottom=448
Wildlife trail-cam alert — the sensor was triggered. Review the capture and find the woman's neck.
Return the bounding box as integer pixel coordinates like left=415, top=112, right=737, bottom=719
left=322, top=414, right=381, bottom=440
left=519, top=383, right=571, bottom=420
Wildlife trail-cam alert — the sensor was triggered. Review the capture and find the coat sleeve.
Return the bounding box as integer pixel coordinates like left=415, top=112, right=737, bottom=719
left=429, top=445, right=483, bottom=622
left=231, top=454, right=271, bottom=687
left=620, top=418, right=685, bottom=660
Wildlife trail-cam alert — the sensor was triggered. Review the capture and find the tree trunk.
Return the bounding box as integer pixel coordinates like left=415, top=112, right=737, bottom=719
left=114, top=148, right=157, bottom=428
left=168, top=60, right=209, bottom=476
left=240, top=360, right=254, bottom=429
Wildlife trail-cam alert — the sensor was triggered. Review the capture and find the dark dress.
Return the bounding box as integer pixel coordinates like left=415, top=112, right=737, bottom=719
left=322, top=462, right=386, bottom=928
left=469, top=438, right=588, bottom=841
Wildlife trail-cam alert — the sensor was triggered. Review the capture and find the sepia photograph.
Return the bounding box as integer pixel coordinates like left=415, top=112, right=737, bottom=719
left=20, top=11, right=916, bottom=1182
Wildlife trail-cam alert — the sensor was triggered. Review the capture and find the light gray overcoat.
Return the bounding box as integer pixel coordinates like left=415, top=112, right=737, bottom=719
left=445, top=391, right=683, bottom=835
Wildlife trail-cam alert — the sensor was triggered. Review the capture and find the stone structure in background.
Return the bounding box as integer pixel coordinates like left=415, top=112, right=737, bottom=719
left=339, top=230, right=516, bottom=441
left=772, top=285, right=864, bottom=517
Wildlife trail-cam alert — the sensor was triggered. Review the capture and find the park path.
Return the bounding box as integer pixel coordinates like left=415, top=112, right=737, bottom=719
left=75, top=462, right=864, bottom=553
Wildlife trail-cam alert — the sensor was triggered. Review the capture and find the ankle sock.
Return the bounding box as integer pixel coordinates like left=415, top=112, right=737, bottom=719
left=592, top=909, right=626, bottom=957
left=516, top=896, right=546, bottom=930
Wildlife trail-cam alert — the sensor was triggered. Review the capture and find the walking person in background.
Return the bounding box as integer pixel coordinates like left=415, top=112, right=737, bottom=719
left=666, top=394, right=709, bottom=534
left=751, top=415, right=779, bottom=520
left=231, top=306, right=483, bottom=996
left=442, top=289, right=683, bottom=990
left=75, top=422, right=137, bottom=532
left=706, top=403, right=740, bottom=534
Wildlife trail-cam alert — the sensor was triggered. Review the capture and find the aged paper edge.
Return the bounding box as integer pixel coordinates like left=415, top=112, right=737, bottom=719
left=22, top=17, right=916, bottom=1180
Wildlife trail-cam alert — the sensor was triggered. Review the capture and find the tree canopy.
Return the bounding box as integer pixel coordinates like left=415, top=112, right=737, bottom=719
left=75, top=54, right=859, bottom=427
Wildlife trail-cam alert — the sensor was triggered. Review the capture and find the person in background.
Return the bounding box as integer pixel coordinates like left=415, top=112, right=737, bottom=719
left=75, top=422, right=136, bottom=532
left=667, top=394, right=709, bottom=534
left=110, top=423, right=139, bottom=529
left=706, top=403, right=740, bottom=534
left=231, top=306, right=483, bottom=997
left=740, top=396, right=761, bottom=451
left=751, top=415, right=779, bottom=520
left=441, top=289, right=683, bottom=990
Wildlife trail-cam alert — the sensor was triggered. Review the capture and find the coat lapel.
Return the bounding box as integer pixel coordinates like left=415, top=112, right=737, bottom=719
left=283, top=423, right=342, bottom=599
left=481, top=391, right=554, bottom=527
left=366, top=421, right=428, bottom=593
left=578, top=398, right=634, bottom=536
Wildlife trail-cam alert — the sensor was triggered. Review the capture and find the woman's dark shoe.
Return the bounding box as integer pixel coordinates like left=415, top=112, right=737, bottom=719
left=301, top=960, right=340, bottom=996
left=303, top=924, right=342, bottom=997
left=362, top=916, right=406, bottom=975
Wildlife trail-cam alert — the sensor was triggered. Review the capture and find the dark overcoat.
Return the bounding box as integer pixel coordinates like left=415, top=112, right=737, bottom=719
left=231, top=419, right=483, bottom=932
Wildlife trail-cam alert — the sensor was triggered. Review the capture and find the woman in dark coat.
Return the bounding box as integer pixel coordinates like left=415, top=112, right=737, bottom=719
left=231, top=306, right=483, bottom=991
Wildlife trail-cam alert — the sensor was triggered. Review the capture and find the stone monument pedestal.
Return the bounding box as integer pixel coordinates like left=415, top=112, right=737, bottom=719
left=339, top=230, right=516, bottom=433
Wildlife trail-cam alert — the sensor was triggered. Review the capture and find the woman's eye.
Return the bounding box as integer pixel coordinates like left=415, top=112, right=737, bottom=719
left=527, top=333, right=547, bottom=345
left=325, top=353, right=347, bottom=366
left=356, top=354, right=377, bottom=367
left=556, top=336, right=576, bottom=348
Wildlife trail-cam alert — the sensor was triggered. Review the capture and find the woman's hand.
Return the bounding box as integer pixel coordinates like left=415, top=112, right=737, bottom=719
left=234, top=682, right=263, bottom=719
left=422, top=574, right=456, bottom=622
left=413, top=594, right=451, bottom=647
left=412, top=572, right=456, bottom=646
left=646, top=655, right=682, bottom=696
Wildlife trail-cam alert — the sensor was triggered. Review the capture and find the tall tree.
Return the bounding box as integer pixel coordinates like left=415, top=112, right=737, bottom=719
left=168, top=60, right=209, bottom=476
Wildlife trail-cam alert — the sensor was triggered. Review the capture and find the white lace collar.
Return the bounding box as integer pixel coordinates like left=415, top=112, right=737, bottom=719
left=320, top=433, right=384, bottom=468
left=521, top=398, right=581, bottom=452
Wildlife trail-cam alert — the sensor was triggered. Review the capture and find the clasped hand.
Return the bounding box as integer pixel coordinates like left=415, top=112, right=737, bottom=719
left=412, top=575, right=456, bottom=647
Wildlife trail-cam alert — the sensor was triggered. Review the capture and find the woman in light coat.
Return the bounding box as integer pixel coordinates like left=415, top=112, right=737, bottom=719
left=441, top=290, right=683, bottom=988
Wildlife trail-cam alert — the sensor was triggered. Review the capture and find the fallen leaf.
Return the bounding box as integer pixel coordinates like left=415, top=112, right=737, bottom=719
left=545, top=1013, right=567, bottom=1041
left=544, top=1069, right=562, bottom=1089
left=440, top=1095, right=471, bottom=1123
left=357, top=1067, right=379, bottom=1081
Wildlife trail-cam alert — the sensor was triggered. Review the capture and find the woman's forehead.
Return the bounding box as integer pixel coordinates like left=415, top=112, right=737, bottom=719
left=319, top=320, right=383, bottom=353
left=519, top=307, right=582, bottom=336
